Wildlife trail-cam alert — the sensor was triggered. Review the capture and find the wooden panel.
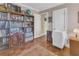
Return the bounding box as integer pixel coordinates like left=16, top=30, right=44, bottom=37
left=70, top=37, right=79, bottom=56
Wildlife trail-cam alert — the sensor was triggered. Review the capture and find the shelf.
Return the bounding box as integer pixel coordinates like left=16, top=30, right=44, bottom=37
left=0, top=28, right=9, bottom=30
left=0, top=10, right=8, bottom=13
left=24, top=21, right=34, bottom=22
left=9, top=27, right=24, bottom=28
left=0, top=36, right=9, bottom=38
left=25, top=15, right=34, bottom=17
left=0, top=4, right=34, bottom=51
left=0, top=5, right=8, bottom=13
left=9, top=20, right=24, bottom=22
left=10, top=11, right=25, bottom=16
left=0, top=20, right=24, bottom=22
left=0, top=44, right=9, bottom=51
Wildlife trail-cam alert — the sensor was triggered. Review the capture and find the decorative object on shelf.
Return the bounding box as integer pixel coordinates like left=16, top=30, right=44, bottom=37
left=6, top=3, right=21, bottom=13
left=73, top=28, right=79, bottom=38
left=26, top=9, right=32, bottom=15
left=0, top=5, right=7, bottom=12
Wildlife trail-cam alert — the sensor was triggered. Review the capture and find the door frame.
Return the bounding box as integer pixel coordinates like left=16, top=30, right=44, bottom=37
left=41, top=12, right=49, bottom=35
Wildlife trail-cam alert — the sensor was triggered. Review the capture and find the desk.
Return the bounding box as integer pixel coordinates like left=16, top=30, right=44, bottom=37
left=70, top=36, right=79, bottom=56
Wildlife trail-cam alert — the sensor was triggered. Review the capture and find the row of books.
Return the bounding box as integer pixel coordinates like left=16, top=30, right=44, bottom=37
left=9, top=28, right=33, bottom=36
left=23, top=22, right=33, bottom=27
left=0, top=21, right=31, bottom=28
left=10, top=22, right=23, bottom=28
left=25, top=32, right=33, bottom=38
left=10, top=14, right=24, bottom=21
left=24, top=17, right=33, bottom=21
left=10, top=27, right=33, bottom=34
left=24, top=27, right=33, bottom=33
left=0, top=21, right=9, bottom=29
left=10, top=21, right=33, bottom=28
left=0, top=12, right=33, bottom=21
left=0, top=12, right=8, bottom=20
left=10, top=15, right=33, bottom=21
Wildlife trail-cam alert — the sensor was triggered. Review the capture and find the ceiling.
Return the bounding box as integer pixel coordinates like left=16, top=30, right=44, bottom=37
left=22, top=3, right=63, bottom=12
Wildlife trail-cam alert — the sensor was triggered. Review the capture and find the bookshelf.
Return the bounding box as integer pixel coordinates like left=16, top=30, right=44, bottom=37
left=24, top=16, right=34, bottom=42
left=0, top=4, right=34, bottom=50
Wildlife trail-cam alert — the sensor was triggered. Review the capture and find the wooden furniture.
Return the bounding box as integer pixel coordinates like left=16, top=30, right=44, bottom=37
left=70, top=36, right=79, bottom=56
left=0, top=3, right=34, bottom=51
left=47, top=31, right=52, bottom=43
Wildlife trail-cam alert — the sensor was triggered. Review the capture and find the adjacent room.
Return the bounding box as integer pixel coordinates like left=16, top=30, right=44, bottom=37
left=0, top=3, right=79, bottom=56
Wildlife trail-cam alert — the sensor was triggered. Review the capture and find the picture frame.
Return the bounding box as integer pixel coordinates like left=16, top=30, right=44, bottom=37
left=48, top=17, right=52, bottom=22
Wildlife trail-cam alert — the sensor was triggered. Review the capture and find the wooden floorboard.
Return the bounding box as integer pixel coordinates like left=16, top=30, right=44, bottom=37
left=0, top=36, right=70, bottom=56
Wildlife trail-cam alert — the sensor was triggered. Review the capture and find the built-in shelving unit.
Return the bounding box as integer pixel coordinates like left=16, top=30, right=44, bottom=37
left=0, top=3, right=34, bottom=50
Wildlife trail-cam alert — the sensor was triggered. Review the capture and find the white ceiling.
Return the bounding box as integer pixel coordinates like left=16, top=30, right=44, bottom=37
left=22, top=3, right=63, bottom=12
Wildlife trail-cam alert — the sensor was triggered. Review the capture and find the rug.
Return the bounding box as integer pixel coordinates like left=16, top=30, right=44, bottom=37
left=18, top=45, right=56, bottom=56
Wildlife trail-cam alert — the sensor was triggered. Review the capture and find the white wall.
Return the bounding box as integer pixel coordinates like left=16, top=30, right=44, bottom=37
left=34, top=13, right=42, bottom=38
left=67, top=4, right=79, bottom=33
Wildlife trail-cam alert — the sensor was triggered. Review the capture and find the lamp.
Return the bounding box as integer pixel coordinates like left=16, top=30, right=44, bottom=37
left=73, top=28, right=79, bottom=38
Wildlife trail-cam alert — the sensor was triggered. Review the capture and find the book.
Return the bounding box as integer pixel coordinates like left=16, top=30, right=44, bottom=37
left=0, top=12, right=2, bottom=19
left=0, top=30, right=6, bottom=37
left=10, top=28, right=20, bottom=35
left=10, top=22, right=22, bottom=28
left=1, top=12, right=7, bottom=20
left=24, top=27, right=32, bottom=33
left=0, top=12, right=7, bottom=20
left=0, top=21, right=6, bottom=29
left=25, top=32, right=33, bottom=38
left=10, top=14, right=23, bottom=21
left=5, top=21, right=9, bottom=28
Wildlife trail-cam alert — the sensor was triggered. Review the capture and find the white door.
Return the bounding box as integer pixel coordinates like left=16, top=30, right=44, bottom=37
left=53, top=9, right=66, bottom=31
left=52, top=8, right=67, bottom=49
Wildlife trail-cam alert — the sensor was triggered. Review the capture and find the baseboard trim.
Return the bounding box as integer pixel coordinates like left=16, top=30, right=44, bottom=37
left=34, top=35, right=45, bottom=39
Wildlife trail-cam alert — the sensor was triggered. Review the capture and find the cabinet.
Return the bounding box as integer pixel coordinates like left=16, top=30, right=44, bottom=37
left=70, top=37, right=79, bottom=56
left=47, top=31, right=52, bottom=43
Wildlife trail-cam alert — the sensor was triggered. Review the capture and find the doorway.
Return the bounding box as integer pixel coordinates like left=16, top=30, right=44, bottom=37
left=41, top=12, right=48, bottom=35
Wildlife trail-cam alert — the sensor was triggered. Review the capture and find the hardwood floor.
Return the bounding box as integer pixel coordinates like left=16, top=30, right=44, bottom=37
left=0, top=36, right=70, bottom=56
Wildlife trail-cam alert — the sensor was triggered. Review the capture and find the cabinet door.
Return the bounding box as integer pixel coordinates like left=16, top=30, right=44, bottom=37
left=53, top=8, right=67, bottom=31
